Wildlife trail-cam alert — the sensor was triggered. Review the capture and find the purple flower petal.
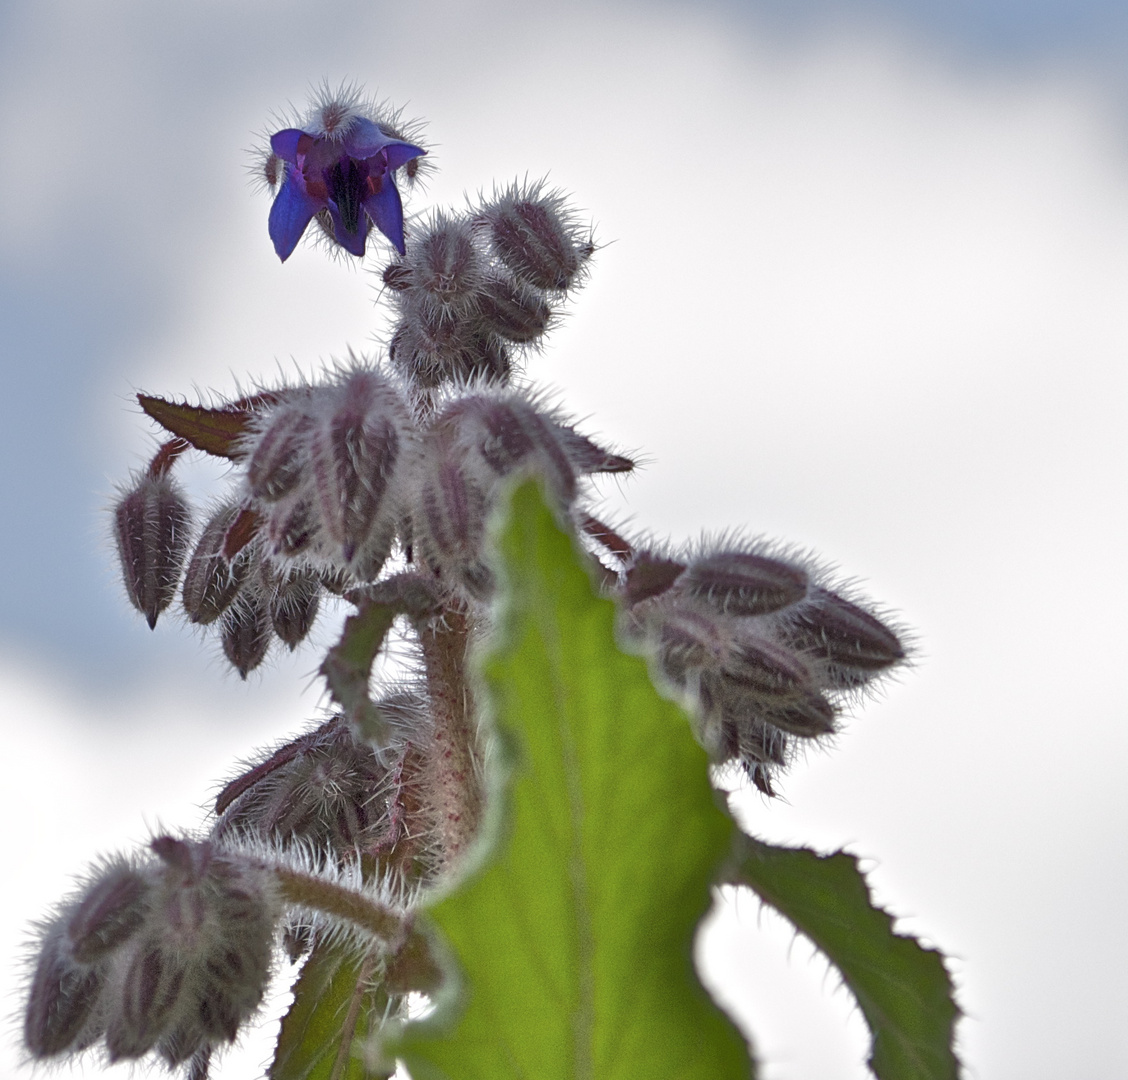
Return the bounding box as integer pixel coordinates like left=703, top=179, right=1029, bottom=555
left=341, top=117, right=393, bottom=159
left=268, top=165, right=322, bottom=262
left=364, top=181, right=407, bottom=255
left=270, top=129, right=306, bottom=163
left=383, top=141, right=426, bottom=173
left=326, top=204, right=368, bottom=257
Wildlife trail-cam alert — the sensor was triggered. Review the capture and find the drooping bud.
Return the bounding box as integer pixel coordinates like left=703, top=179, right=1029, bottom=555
left=181, top=504, right=254, bottom=625
left=101, top=836, right=278, bottom=1066
left=476, top=274, right=553, bottom=343
left=244, top=403, right=313, bottom=503
left=683, top=550, right=809, bottom=616
left=308, top=368, right=409, bottom=570
left=220, top=596, right=273, bottom=678
left=267, top=566, right=322, bottom=649
left=264, top=495, right=319, bottom=558
left=213, top=714, right=417, bottom=861
left=24, top=924, right=106, bottom=1057
left=389, top=308, right=511, bottom=388
left=66, top=862, right=150, bottom=963
left=478, top=183, right=591, bottom=292
left=780, top=588, right=906, bottom=687
left=406, top=213, right=484, bottom=315
left=113, top=471, right=192, bottom=629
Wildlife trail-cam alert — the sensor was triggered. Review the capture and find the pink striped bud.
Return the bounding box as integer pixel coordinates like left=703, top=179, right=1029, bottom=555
left=264, top=495, right=319, bottom=558
left=477, top=274, right=552, bottom=343
left=479, top=183, right=591, bottom=292
left=683, top=550, right=809, bottom=616
left=24, top=925, right=105, bottom=1057
left=113, top=472, right=192, bottom=629
left=220, top=596, right=273, bottom=678
left=308, top=369, right=409, bottom=569
left=390, top=310, right=511, bottom=387
left=267, top=567, right=322, bottom=649
left=181, top=504, right=254, bottom=625
left=781, top=588, right=906, bottom=687
left=407, top=214, right=483, bottom=315
left=66, top=863, right=149, bottom=964
left=244, top=404, right=313, bottom=503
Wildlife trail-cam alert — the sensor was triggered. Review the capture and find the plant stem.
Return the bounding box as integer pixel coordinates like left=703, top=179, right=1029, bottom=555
left=417, top=608, right=483, bottom=872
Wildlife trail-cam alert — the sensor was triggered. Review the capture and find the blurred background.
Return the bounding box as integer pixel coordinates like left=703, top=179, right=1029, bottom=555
left=1, top=0, right=1126, bottom=1076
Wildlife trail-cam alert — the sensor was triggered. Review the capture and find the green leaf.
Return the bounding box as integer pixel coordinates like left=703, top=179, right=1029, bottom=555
left=726, top=835, right=960, bottom=1080
left=271, top=941, right=393, bottom=1080
left=396, top=481, right=753, bottom=1080
left=319, top=599, right=397, bottom=744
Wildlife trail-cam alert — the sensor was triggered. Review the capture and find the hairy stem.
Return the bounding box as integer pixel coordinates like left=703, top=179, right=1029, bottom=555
left=417, top=609, right=483, bottom=873
left=272, top=866, right=409, bottom=944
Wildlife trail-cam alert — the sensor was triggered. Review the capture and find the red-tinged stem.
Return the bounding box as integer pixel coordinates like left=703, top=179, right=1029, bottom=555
left=417, top=609, right=482, bottom=873
left=146, top=438, right=190, bottom=478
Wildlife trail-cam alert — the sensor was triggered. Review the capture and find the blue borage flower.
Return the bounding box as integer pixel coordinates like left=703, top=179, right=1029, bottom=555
left=266, top=94, right=425, bottom=261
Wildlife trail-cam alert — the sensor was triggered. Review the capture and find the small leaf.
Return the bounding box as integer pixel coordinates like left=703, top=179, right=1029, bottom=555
left=395, top=481, right=753, bottom=1080
left=271, top=941, right=392, bottom=1080
left=137, top=394, right=254, bottom=458
left=726, top=834, right=960, bottom=1080
left=320, top=599, right=397, bottom=743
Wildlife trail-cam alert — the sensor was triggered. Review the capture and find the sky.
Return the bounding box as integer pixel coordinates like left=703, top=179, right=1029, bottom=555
left=1, top=1, right=1127, bottom=1077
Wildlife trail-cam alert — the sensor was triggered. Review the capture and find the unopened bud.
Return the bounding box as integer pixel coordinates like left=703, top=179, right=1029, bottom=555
left=309, top=370, right=407, bottom=568
left=409, top=214, right=483, bottom=314
left=684, top=550, right=808, bottom=616
left=390, top=311, right=511, bottom=388
left=268, top=567, right=322, bottom=649
left=783, top=589, right=906, bottom=684
left=113, top=473, right=192, bottom=629
left=722, top=634, right=812, bottom=697
left=220, top=597, right=273, bottom=678
left=67, top=863, right=149, bottom=963
left=182, top=504, right=254, bottom=625
left=264, top=496, right=318, bottom=558
left=245, top=405, right=313, bottom=502
left=480, top=184, right=590, bottom=291
left=24, top=926, right=105, bottom=1057
left=477, top=275, right=552, bottom=343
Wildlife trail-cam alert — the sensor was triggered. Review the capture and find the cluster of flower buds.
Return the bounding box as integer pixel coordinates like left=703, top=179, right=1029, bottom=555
left=111, top=366, right=632, bottom=676
left=385, top=183, right=593, bottom=391
left=617, top=542, right=907, bottom=795
left=25, top=837, right=278, bottom=1079
left=260, top=85, right=427, bottom=261
left=212, top=702, right=437, bottom=882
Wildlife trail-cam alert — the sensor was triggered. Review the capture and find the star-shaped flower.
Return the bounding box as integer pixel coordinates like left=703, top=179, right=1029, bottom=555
left=267, top=115, right=425, bottom=261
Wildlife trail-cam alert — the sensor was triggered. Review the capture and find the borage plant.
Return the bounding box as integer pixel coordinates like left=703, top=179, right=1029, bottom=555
left=23, top=85, right=961, bottom=1080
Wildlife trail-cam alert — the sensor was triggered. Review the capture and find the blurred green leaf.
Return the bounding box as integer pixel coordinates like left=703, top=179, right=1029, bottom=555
left=271, top=941, right=392, bottom=1080
left=396, top=481, right=753, bottom=1080
left=727, top=835, right=960, bottom=1080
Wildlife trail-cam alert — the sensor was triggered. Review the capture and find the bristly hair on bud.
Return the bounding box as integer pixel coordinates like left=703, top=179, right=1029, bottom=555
left=113, top=465, right=192, bottom=630
left=475, top=179, right=594, bottom=293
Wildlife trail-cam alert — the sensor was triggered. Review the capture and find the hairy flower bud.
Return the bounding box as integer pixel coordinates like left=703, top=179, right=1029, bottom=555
left=479, top=183, right=591, bottom=292
left=476, top=274, right=553, bottom=343
left=220, top=595, right=273, bottom=678
left=406, top=213, right=484, bottom=315
left=389, top=308, right=511, bottom=388
left=683, top=550, right=809, bottom=616
left=101, top=836, right=278, bottom=1066
left=779, top=588, right=907, bottom=688
left=24, top=924, right=106, bottom=1057
left=213, top=715, right=401, bottom=857
left=244, top=404, right=314, bottom=503
left=267, top=566, right=322, bottom=649
left=308, top=369, right=409, bottom=570
left=113, top=472, right=192, bottom=629
left=182, top=504, right=254, bottom=625
left=66, top=863, right=150, bottom=964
